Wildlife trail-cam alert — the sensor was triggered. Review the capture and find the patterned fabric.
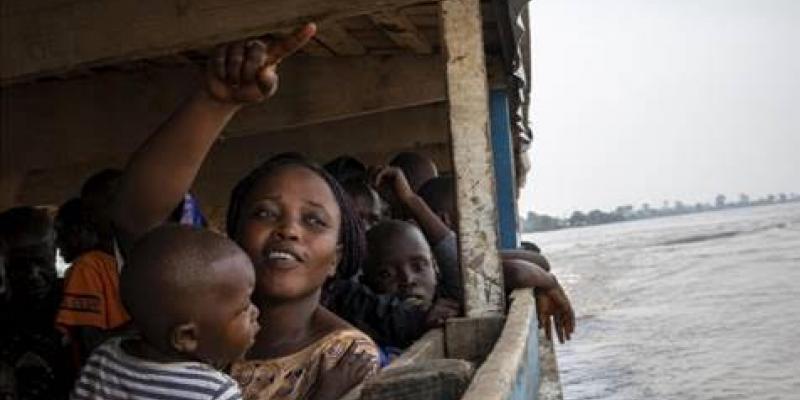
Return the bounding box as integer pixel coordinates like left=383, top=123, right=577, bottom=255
left=230, top=330, right=379, bottom=400
left=71, top=338, right=242, bottom=400
left=57, top=250, right=130, bottom=331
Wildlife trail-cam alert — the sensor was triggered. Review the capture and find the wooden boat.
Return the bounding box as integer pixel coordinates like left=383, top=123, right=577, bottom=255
left=0, top=1, right=562, bottom=398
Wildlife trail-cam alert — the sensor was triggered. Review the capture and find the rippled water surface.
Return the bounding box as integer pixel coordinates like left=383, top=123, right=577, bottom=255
left=524, top=203, right=800, bottom=400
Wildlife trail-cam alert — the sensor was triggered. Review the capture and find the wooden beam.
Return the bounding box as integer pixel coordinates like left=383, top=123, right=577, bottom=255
left=440, top=0, right=505, bottom=316
left=13, top=104, right=450, bottom=211
left=1, top=54, right=445, bottom=172
left=0, top=0, right=442, bottom=85
left=371, top=10, right=433, bottom=54
left=301, top=39, right=336, bottom=57
left=315, top=23, right=367, bottom=56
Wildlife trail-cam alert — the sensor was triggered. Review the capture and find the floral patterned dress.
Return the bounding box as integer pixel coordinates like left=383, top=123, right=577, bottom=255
left=230, top=329, right=379, bottom=400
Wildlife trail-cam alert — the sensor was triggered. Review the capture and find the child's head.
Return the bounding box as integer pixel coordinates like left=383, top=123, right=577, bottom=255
left=389, top=152, right=438, bottom=192
left=0, top=206, right=56, bottom=305
left=341, top=179, right=388, bottom=231
left=120, top=225, right=260, bottom=365
left=55, top=198, right=99, bottom=263
left=418, top=176, right=456, bottom=229
left=80, top=168, right=123, bottom=243
left=362, top=220, right=437, bottom=307
left=324, top=155, right=367, bottom=184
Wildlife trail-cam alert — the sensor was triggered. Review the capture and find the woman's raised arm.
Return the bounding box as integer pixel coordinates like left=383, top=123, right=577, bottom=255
left=112, top=24, right=316, bottom=246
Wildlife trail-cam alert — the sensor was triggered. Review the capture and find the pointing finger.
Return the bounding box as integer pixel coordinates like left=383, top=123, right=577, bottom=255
left=265, top=23, right=317, bottom=64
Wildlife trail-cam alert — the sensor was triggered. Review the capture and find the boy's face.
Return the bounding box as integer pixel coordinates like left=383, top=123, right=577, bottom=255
left=190, top=253, right=260, bottom=364
left=6, top=245, right=56, bottom=304
left=366, top=228, right=437, bottom=307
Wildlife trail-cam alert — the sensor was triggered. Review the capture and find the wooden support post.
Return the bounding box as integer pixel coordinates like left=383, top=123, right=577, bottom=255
left=440, top=0, right=505, bottom=316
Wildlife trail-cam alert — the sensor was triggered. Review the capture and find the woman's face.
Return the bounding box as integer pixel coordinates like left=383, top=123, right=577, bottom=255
left=237, top=165, right=342, bottom=302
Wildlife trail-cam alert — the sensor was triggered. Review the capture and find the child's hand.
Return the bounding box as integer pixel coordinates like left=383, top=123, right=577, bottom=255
left=205, top=23, right=316, bottom=104
left=425, top=297, right=461, bottom=328
left=311, top=341, right=377, bottom=400
left=371, top=166, right=416, bottom=211
left=535, top=284, right=575, bottom=344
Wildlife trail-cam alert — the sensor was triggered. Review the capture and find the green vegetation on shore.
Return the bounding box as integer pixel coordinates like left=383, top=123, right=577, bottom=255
left=521, top=192, right=800, bottom=232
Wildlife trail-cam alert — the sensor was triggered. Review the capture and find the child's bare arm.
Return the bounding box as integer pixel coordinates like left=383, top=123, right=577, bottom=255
left=112, top=24, right=316, bottom=246
left=503, top=259, right=558, bottom=291
left=372, top=166, right=463, bottom=300
left=372, top=166, right=451, bottom=246
left=500, top=249, right=551, bottom=271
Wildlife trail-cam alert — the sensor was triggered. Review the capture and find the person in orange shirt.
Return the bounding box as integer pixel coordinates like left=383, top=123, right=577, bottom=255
left=55, top=171, right=131, bottom=366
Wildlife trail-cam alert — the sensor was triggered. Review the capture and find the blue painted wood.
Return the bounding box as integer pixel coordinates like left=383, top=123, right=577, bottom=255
left=490, top=89, right=519, bottom=250
left=510, top=309, right=541, bottom=399
left=490, top=91, right=541, bottom=399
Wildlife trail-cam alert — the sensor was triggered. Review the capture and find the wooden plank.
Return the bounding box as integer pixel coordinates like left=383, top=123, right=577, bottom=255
left=339, top=329, right=446, bottom=400
left=315, top=23, right=367, bottom=56
left=0, top=0, right=442, bottom=85
left=461, top=290, right=540, bottom=400
left=445, top=315, right=505, bottom=363
left=440, top=0, right=505, bottom=316
left=300, top=39, right=335, bottom=57
left=1, top=54, right=446, bottom=172
left=12, top=104, right=450, bottom=211
left=371, top=10, right=433, bottom=54
left=361, top=359, right=474, bottom=400
left=0, top=170, right=25, bottom=210
left=489, top=89, right=519, bottom=249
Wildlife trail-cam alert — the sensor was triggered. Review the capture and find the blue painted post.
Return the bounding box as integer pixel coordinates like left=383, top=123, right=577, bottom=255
left=490, top=89, right=519, bottom=250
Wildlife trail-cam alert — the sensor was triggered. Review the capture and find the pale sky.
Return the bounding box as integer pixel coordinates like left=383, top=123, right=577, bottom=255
left=519, top=0, right=800, bottom=217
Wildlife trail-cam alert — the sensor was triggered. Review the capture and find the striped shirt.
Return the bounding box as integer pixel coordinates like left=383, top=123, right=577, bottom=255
left=71, top=337, right=242, bottom=400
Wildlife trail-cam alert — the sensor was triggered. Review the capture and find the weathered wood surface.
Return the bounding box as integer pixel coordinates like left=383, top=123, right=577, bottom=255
left=11, top=103, right=450, bottom=212
left=440, top=0, right=505, bottom=316
left=0, top=0, right=441, bottom=84
left=361, top=359, right=474, bottom=400
left=538, top=330, right=565, bottom=400
left=300, top=39, right=336, bottom=57
left=445, top=315, right=505, bottom=363
left=460, top=290, right=540, bottom=400
left=371, top=11, right=434, bottom=54
left=315, top=23, right=366, bottom=56
left=1, top=54, right=445, bottom=172
left=339, top=329, right=445, bottom=400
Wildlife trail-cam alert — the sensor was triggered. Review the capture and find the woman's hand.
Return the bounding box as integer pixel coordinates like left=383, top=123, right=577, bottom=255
left=205, top=23, right=316, bottom=105
left=311, top=341, right=377, bottom=400
left=535, top=283, right=575, bottom=344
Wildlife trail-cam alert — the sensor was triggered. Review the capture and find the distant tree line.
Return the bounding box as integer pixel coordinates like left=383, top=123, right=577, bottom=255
left=520, top=192, right=800, bottom=233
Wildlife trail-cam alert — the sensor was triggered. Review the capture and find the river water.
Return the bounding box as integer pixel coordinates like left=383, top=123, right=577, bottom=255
left=523, top=202, right=800, bottom=400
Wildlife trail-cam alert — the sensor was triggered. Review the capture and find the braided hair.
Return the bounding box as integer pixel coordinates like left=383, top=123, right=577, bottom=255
left=226, top=153, right=366, bottom=280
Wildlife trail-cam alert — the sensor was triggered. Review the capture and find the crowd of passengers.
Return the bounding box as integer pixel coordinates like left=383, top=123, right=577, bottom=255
left=0, top=24, right=574, bottom=400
